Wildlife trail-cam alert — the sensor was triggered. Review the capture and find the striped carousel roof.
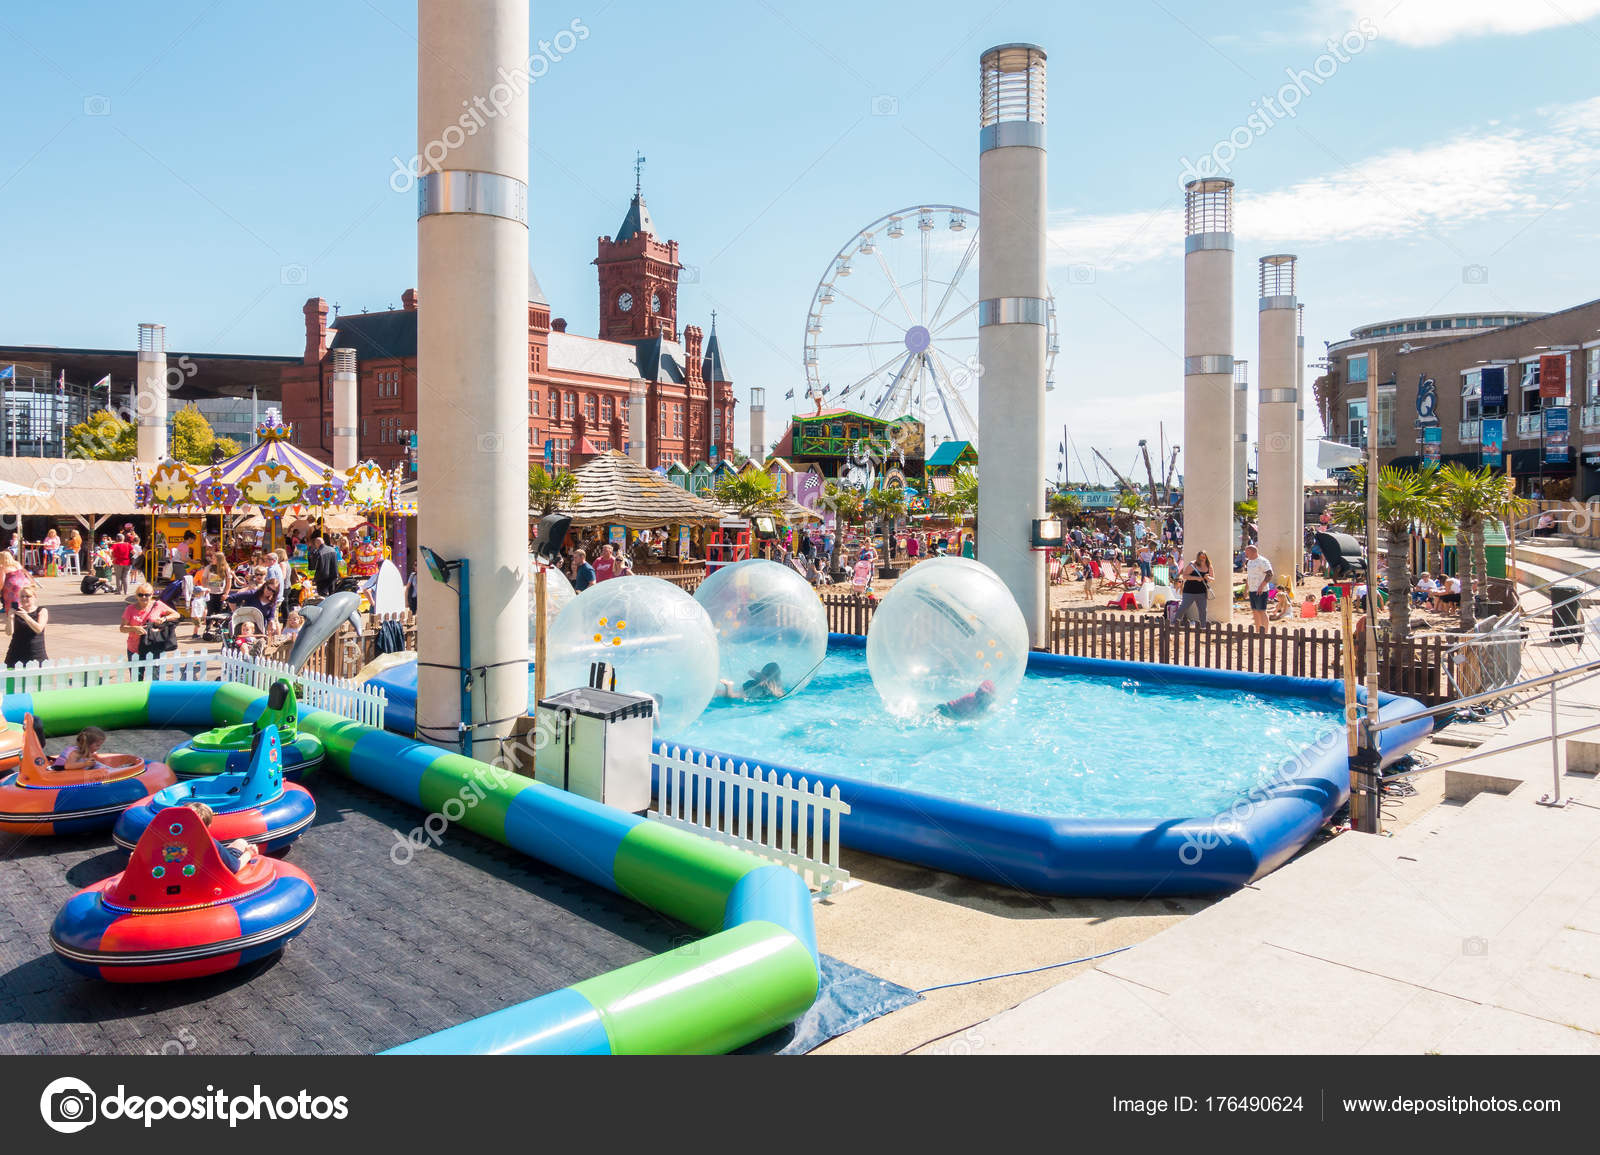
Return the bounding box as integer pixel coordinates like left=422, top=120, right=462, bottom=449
left=213, top=428, right=337, bottom=489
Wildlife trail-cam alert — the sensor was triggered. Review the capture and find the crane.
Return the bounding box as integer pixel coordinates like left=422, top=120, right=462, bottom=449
left=1137, top=439, right=1159, bottom=504
left=1091, top=447, right=1138, bottom=495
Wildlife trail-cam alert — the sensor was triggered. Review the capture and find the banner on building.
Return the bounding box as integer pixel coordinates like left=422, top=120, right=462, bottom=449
left=1541, top=354, right=1568, bottom=400
left=1480, top=366, right=1506, bottom=409
left=1481, top=418, right=1504, bottom=467
left=1544, top=405, right=1570, bottom=463
left=1416, top=376, right=1437, bottom=424
left=1423, top=425, right=1442, bottom=464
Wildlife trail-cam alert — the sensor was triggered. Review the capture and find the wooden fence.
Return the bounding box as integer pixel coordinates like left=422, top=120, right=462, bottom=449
left=813, top=592, right=1452, bottom=703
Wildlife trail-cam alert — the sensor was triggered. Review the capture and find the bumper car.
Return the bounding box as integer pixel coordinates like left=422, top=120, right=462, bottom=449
left=0, top=714, right=25, bottom=773
left=114, top=725, right=315, bottom=855
left=0, top=717, right=177, bottom=835
left=168, top=678, right=323, bottom=780
left=51, top=801, right=317, bottom=982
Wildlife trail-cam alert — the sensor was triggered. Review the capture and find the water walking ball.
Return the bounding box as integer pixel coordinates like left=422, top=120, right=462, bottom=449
left=693, top=559, right=828, bottom=701
left=865, top=556, right=1028, bottom=718
left=544, top=576, right=719, bottom=735
left=526, top=559, right=576, bottom=649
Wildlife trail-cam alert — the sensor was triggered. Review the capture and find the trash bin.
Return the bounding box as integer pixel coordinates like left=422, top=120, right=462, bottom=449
left=1549, top=585, right=1583, bottom=644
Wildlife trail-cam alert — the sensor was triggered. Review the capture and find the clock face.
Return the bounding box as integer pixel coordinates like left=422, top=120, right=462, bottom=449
left=618, top=291, right=633, bottom=313
left=650, top=292, right=661, bottom=314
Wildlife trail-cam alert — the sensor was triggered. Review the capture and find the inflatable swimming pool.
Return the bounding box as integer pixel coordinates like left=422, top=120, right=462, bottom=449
left=659, top=637, right=1433, bottom=896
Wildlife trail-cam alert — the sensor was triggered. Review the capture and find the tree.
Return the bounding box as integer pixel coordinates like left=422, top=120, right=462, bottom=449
left=712, top=470, right=783, bottom=518
left=66, top=409, right=136, bottom=460
left=820, top=481, right=865, bottom=571
left=528, top=464, right=581, bottom=515
left=1436, top=464, right=1527, bottom=630
left=864, top=485, right=908, bottom=529
left=1329, top=465, right=1445, bottom=642
left=169, top=404, right=241, bottom=465
left=1047, top=491, right=1084, bottom=525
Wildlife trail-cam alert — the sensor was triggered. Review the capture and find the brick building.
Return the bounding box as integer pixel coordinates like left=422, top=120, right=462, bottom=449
left=280, top=187, right=736, bottom=473
left=1318, top=300, right=1600, bottom=497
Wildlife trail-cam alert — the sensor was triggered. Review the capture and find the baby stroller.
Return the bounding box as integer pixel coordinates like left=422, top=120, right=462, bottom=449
left=226, top=606, right=269, bottom=659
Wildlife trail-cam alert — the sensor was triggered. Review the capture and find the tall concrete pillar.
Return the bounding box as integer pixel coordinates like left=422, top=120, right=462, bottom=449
left=628, top=380, right=649, bottom=465
left=1232, top=359, right=1249, bottom=546
left=978, top=43, right=1049, bottom=646
left=749, top=388, right=766, bottom=465
left=415, top=0, right=530, bottom=758
left=331, top=347, right=358, bottom=471
left=1295, top=302, right=1307, bottom=571
left=1257, top=255, right=1299, bottom=583
left=136, top=323, right=168, bottom=462
left=1183, top=180, right=1235, bottom=621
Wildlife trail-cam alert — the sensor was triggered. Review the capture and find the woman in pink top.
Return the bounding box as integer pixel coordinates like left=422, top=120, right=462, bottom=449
left=121, top=582, right=181, bottom=671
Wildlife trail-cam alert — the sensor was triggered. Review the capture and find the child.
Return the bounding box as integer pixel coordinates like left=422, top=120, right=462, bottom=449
left=281, top=609, right=304, bottom=641
left=54, top=726, right=107, bottom=769
left=232, top=619, right=259, bottom=654
left=185, top=802, right=256, bottom=873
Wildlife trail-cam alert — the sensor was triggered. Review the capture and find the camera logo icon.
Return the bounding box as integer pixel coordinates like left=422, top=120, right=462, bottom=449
left=83, top=95, right=112, bottom=117
left=40, top=1076, right=97, bottom=1134
left=1462, top=936, right=1489, bottom=957
left=870, top=95, right=898, bottom=116
left=477, top=432, right=504, bottom=454
left=280, top=263, right=308, bottom=286
left=1067, top=263, right=1096, bottom=285
left=1462, top=264, right=1489, bottom=285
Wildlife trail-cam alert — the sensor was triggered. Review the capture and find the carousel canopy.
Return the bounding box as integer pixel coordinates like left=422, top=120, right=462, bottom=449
left=564, top=451, right=724, bottom=529
left=134, top=411, right=404, bottom=515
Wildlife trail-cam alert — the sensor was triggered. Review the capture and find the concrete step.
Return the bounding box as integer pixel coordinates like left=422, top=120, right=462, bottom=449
left=1515, top=544, right=1600, bottom=581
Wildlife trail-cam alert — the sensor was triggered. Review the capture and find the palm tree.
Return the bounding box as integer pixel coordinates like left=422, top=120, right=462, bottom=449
left=947, top=466, right=979, bottom=520
left=528, top=465, right=581, bottom=515
left=1329, top=465, right=1445, bottom=641
left=1047, top=491, right=1085, bottom=526
left=820, top=481, right=865, bottom=572
left=1438, top=464, right=1528, bottom=628
left=712, top=471, right=783, bottom=519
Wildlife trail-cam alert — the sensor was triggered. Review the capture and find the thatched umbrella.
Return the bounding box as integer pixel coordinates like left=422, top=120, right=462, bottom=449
left=564, top=450, right=724, bottom=529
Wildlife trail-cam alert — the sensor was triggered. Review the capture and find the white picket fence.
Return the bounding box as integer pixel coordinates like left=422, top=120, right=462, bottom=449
left=651, top=745, right=852, bottom=896
left=2, top=648, right=215, bottom=692
left=218, top=652, right=387, bottom=730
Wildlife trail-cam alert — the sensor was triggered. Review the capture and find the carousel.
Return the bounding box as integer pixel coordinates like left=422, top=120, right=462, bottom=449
left=132, top=410, right=411, bottom=580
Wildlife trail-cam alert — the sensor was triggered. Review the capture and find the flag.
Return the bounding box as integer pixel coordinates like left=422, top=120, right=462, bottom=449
left=57, top=370, right=65, bottom=391
left=784, top=389, right=794, bottom=400
left=0, top=366, right=13, bottom=380
left=92, top=374, right=110, bottom=390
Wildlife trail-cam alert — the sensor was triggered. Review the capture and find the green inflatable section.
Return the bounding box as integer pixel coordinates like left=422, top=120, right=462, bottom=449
left=29, top=683, right=153, bottom=736
left=572, top=920, right=820, bottom=1054
left=613, top=820, right=762, bottom=932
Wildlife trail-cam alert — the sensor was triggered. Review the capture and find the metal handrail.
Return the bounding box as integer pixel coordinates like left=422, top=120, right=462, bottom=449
left=1370, top=654, right=1600, bottom=732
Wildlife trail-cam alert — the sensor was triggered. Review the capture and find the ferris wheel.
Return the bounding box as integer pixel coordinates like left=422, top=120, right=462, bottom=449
left=802, top=204, right=1058, bottom=445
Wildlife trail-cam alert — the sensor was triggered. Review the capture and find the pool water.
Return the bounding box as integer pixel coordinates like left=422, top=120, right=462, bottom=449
left=669, top=649, right=1346, bottom=821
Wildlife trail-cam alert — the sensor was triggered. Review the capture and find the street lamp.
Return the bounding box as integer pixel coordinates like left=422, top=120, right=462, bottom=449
left=420, top=545, right=472, bottom=756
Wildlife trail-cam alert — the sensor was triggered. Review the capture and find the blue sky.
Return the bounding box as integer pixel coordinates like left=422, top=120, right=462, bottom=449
left=3, top=0, right=1599, bottom=482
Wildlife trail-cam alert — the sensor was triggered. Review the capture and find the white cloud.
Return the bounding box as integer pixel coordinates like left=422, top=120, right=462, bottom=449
left=1315, top=0, right=1600, bottom=47
left=1047, top=97, right=1600, bottom=271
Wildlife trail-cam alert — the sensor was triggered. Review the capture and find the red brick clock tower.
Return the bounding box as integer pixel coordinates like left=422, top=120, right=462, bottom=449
left=595, top=167, right=680, bottom=341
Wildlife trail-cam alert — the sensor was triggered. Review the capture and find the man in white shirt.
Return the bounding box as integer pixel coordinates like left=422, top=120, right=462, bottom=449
left=1243, top=544, right=1274, bottom=630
